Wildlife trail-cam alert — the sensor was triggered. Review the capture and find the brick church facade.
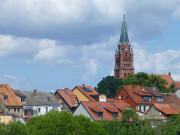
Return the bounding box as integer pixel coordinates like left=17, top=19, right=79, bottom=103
left=114, top=15, right=134, bottom=79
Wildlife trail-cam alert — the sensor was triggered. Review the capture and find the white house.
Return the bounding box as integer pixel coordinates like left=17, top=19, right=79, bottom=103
left=14, top=89, right=61, bottom=121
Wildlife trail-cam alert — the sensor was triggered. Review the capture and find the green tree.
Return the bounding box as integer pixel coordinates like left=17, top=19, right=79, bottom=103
left=123, top=72, right=174, bottom=93
left=7, top=121, right=29, bottom=135
left=123, top=72, right=150, bottom=86
left=0, top=123, right=8, bottom=135
left=148, top=75, right=168, bottom=92
left=122, top=109, right=138, bottom=122
left=28, top=111, right=107, bottom=135
left=95, top=76, right=123, bottom=98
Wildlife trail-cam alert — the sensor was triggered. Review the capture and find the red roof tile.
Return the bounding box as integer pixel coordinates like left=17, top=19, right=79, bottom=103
left=56, top=89, right=77, bottom=108
left=117, top=85, right=153, bottom=104
left=75, top=85, right=99, bottom=101
left=163, top=93, right=180, bottom=113
left=81, top=101, right=130, bottom=121
left=0, top=84, right=23, bottom=106
left=154, top=103, right=178, bottom=115
left=175, top=82, right=180, bottom=88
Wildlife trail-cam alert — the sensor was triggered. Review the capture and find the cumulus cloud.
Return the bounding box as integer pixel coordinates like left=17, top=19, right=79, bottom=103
left=0, top=0, right=180, bottom=43
left=1, top=32, right=180, bottom=83
left=133, top=43, right=180, bottom=81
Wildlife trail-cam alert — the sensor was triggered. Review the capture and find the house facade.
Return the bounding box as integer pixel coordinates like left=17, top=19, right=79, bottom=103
left=55, top=88, right=78, bottom=114
left=115, top=85, right=155, bottom=113
left=0, top=84, right=23, bottom=118
left=73, top=101, right=131, bottom=121
left=14, top=89, right=61, bottom=120
left=72, top=84, right=100, bottom=102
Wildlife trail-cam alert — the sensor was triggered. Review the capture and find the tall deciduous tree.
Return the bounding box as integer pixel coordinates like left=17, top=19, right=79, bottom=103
left=95, top=76, right=123, bottom=98
left=123, top=72, right=173, bottom=93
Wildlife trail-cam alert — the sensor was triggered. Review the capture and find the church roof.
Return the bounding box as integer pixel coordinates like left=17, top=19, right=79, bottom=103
left=119, top=15, right=129, bottom=45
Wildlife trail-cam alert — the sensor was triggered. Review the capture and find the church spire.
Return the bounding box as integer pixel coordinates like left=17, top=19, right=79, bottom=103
left=119, top=15, right=129, bottom=45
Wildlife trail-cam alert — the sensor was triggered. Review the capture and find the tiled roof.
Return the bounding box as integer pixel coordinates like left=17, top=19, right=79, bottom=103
left=175, top=82, right=180, bottom=88
left=75, top=85, right=99, bottom=101
left=56, top=89, right=77, bottom=108
left=149, top=73, right=173, bottom=88
left=147, top=87, right=163, bottom=97
left=21, top=90, right=60, bottom=106
left=163, top=93, right=180, bottom=113
left=118, top=85, right=153, bottom=104
left=81, top=101, right=130, bottom=121
left=14, top=90, right=26, bottom=98
left=0, top=84, right=23, bottom=106
left=154, top=103, right=178, bottom=115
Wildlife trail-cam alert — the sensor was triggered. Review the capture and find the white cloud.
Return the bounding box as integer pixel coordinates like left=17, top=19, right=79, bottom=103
left=0, top=74, right=30, bottom=90
left=133, top=43, right=180, bottom=81
left=0, top=0, right=180, bottom=42
left=1, top=33, right=180, bottom=83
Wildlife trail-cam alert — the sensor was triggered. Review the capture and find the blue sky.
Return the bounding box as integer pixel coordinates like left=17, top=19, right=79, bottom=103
left=0, top=0, right=180, bottom=91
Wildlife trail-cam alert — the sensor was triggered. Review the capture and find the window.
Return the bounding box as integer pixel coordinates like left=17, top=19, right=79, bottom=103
left=4, top=95, right=8, bottom=101
left=144, top=97, right=146, bottom=102
left=59, top=99, right=62, bottom=103
left=112, top=112, right=118, bottom=117
left=149, top=97, right=152, bottom=102
left=8, top=108, right=10, bottom=112
left=126, top=96, right=128, bottom=99
left=17, top=108, right=20, bottom=112
left=14, top=108, right=16, bottom=112
left=147, top=97, right=149, bottom=102
left=38, top=108, right=41, bottom=113
left=97, top=112, right=103, bottom=118
left=141, top=97, right=143, bottom=102
left=21, top=98, right=26, bottom=103
left=144, top=106, right=146, bottom=112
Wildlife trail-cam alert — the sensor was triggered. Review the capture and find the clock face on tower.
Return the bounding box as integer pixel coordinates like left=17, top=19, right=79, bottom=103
left=125, top=48, right=128, bottom=51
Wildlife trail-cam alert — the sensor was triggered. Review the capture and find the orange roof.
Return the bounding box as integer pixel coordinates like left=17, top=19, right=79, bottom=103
left=0, top=84, right=23, bottom=106
left=154, top=103, right=178, bottom=115
left=82, top=101, right=130, bottom=121
left=163, top=93, right=180, bottom=113
left=149, top=73, right=173, bottom=88
left=56, top=89, right=77, bottom=108
left=117, top=85, right=153, bottom=104
left=175, top=82, right=180, bottom=88
left=75, top=85, right=99, bottom=101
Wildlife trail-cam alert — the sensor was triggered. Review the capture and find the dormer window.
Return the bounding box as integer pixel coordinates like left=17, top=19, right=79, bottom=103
left=97, top=112, right=103, bottom=118
left=112, top=112, right=118, bottom=117
left=59, top=99, right=62, bottom=103
left=4, top=95, right=8, bottom=102
left=74, top=99, right=78, bottom=106
left=21, top=98, right=26, bottom=103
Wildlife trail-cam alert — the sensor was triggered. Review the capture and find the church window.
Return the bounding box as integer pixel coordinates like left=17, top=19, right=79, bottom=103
left=125, top=52, right=127, bottom=57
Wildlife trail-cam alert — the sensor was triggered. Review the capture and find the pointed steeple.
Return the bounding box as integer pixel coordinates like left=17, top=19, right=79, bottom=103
left=119, top=15, right=129, bottom=45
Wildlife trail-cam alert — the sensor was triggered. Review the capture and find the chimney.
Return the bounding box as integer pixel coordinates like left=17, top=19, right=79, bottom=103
left=82, top=84, right=85, bottom=88
left=33, top=89, right=37, bottom=96
left=168, top=71, right=171, bottom=77
left=64, top=88, right=69, bottom=90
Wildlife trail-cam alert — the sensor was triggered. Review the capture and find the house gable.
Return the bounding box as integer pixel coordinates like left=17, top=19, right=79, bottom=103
left=73, top=103, right=94, bottom=121
left=73, top=87, right=91, bottom=101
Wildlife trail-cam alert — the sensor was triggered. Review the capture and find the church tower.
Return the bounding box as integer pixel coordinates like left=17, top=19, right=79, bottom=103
left=114, top=15, right=134, bottom=79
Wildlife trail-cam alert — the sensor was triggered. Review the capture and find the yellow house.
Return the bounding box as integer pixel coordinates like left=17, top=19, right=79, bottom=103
left=73, top=84, right=99, bottom=102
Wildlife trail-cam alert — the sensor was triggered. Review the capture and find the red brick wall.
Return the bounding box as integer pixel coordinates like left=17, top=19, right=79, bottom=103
left=116, top=87, right=136, bottom=109
left=114, top=43, right=134, bottom=79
